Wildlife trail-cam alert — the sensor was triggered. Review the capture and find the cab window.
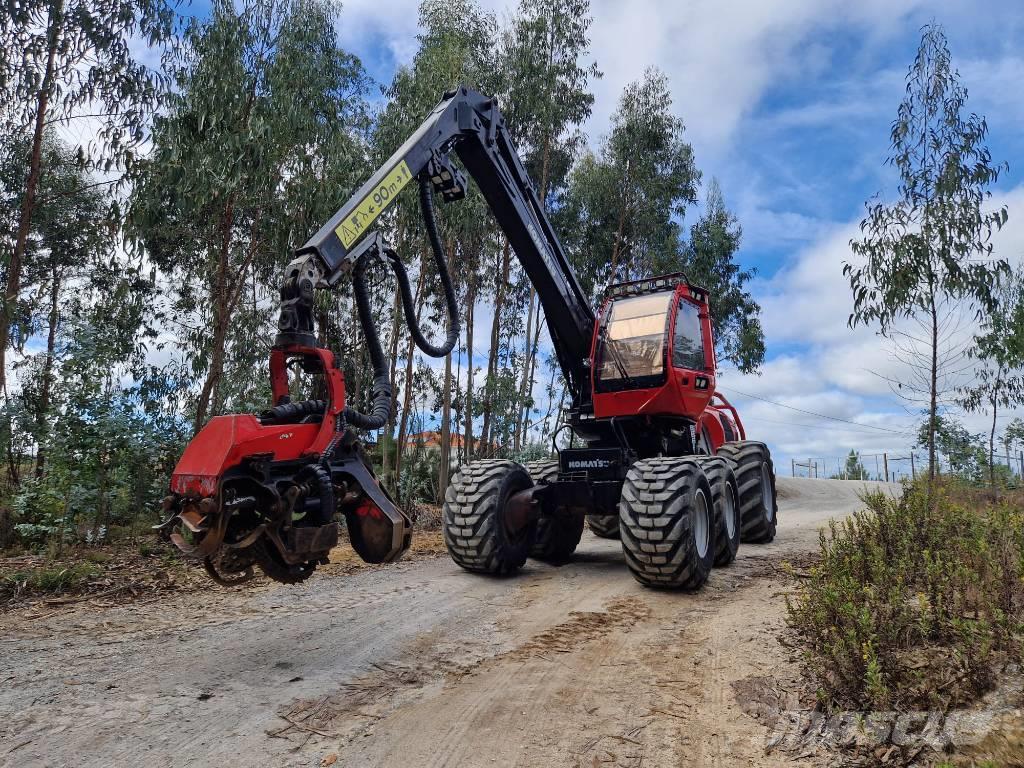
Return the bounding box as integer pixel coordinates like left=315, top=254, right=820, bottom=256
left=673, top=299, right=705, bottom=370
left=595, top=292, right=672, bottom=386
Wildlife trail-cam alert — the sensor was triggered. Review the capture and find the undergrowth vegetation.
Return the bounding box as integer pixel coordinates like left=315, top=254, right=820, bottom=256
left=787, top=479, right=1024, bottom=711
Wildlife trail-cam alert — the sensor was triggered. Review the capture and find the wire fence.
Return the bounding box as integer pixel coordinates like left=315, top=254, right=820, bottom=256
left=790, top=451, right=1024, bottom=483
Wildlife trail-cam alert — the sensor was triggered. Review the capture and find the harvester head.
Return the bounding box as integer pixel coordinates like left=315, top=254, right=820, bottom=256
left=156, top=344, right=412, bottom=585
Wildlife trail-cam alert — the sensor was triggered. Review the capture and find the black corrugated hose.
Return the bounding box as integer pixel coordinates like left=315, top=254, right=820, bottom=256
left=344, top=254, right=393, bottom=430
left=401, top=176, right=460, bottom=357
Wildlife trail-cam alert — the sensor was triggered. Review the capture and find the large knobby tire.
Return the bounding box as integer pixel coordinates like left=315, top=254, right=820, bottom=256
left=717, top=441, right=778, bottom=543
left=586, top=513, right=620, bottom=539
left=443, top=459, right=536, bottom=575
left=619, top=457, right=714, bottom=590
left=695, top=456, right=741, bottom=567
left=524, top=460, right=584, bottom=564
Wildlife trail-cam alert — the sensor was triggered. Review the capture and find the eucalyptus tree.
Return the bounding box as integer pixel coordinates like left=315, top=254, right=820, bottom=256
left=495, top=0, right=599, bottom=450
left=564, top=67, right=699, bottom=295
left=130, top=0, right=372, bottom=430
left=845, top=24, right=1008, bottom=481
left=959, top=269, right=1024, bottom=490
left=0, top=0, right=179, bottom=392
left=373, top=0, right=496, bottom=494
left=1003, top=417, right=1024, bottom=461
left=12, top=134, right=114, bottom=479
left=683, top=179, right=764, bottom=374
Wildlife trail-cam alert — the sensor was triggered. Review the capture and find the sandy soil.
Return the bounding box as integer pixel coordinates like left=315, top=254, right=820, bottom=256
left=0, top=477, right=896, bottom=768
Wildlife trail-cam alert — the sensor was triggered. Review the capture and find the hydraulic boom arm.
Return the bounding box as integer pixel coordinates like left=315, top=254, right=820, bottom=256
left=278, top=86, right=595, bottom=405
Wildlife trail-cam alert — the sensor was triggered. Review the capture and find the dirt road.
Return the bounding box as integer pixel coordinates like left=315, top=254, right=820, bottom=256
left=0, top=478, right=896, bottom=768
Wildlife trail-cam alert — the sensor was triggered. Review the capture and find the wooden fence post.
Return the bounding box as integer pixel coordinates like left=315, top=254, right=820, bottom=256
left=883, top=453, right=888, bottom=482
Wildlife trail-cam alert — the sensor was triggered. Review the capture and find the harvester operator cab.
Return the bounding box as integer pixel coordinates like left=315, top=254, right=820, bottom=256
left=590, top=274, right=716, bottom=422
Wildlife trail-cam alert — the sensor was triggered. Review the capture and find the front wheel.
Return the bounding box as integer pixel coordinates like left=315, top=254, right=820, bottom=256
left=695, top=456, right=740, bottom=566
left=443, top=460, right=536, bottom=574
left=716, top=441, right=777, bottom=543
left=619, top=457, right=714, bottom=590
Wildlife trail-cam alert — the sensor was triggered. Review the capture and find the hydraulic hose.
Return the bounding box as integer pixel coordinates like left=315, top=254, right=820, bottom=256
left=343, top=255, right=392, bottom=430
left=339, top=176, right=460, bottom=430
left=407, top=176, right=460, bottom=358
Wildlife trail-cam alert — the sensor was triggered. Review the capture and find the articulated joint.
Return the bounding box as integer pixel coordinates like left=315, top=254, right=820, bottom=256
left=275, top=253, right=323, bottom=348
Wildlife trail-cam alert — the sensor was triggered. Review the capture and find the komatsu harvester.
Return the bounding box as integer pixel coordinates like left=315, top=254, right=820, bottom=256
left=158, top=87, right=778, bottom=590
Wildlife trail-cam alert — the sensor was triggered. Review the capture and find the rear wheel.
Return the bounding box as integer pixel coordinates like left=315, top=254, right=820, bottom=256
left=525, top=460, right=583, bottom=564
left=717, top=441, right=778, bottom=543
left=443, top=460, right=536, bottom=574
left=586, top=513, right=620, bottom=539
left=695, top=456, right=740, bottom=566
left=619, top=457, right=714, bottom=590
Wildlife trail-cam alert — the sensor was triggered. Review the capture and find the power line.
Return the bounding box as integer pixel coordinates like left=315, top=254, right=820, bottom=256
left=718, top=386, right=912, bottom=436
left=739, top=414, right=916, bottom=437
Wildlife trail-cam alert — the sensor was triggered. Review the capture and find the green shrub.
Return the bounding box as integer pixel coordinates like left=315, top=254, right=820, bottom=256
left=787, top=479, right=1024, bottom=711
left=1, top=562, right=101, bottom=599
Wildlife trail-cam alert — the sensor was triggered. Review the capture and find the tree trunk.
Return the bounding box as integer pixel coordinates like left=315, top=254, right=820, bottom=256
left=438, top=351, right=452, bottom=502
left=480, top=242, right=510, bottom=455
left=520, top=308, right=545, bottom=445
left=395, top=259, right=427, bottom=484
left=990, top=379, right=1000, bottom=492
left=380, top=287, right=403, bottom=486
left=1, top=0, right=64, bottom=393
left=193, top=199, right=236, bottom=432
left=349, top=297, right=365, bottom=410
left=515, top=290, right=535, bottom=453
left=606, top=159, right=632, bottom=283
left=34, top=264, right=61, bottom=479
left=464, top=272, right=476, bottom=464
left=513, top=132, right=554, bottom=452
left=96, top=458, right=108, bottom=535
left=927, top=291, right=939, bottom=482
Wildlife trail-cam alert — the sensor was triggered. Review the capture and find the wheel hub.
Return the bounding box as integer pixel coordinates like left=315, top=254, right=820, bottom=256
left=761, top=462, right=774, bottom=522
left=693, top=488, right=710, bottom=559
left=724, top=483, right=737, bottom=539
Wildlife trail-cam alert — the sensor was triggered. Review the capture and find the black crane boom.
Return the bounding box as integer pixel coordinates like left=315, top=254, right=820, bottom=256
left=289, top=86, right=595, bottom=405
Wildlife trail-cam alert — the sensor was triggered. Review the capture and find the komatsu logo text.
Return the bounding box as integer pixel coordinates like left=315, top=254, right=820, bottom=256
left=567, top=459, right=611, bottom=470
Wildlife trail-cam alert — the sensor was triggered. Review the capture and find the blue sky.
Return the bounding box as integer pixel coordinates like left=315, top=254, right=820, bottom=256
left=326, top=0, right=1024, bottom=476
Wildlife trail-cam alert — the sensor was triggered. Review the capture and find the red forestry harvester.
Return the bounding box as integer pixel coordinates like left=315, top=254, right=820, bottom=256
left=157, top=87, right=777, bottom=589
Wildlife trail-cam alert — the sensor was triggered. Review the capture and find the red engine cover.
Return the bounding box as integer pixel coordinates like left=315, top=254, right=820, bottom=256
left=170, top=345, right=346, bottom=498
left=170, top=415, right=319, bottom=497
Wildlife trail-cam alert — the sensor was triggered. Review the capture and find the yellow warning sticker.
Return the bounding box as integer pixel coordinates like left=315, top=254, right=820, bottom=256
left=335, top=160, right=414, bottom=249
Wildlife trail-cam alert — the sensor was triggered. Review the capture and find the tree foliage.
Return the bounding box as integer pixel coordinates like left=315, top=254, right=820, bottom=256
left=959, top=268, right=1024, bottom=489
left=846, top=24, right=1008, bottom=481
left=130, top=0, right=373, bottom=428
left=682, top=180, right=764, bottom=373
left=564, top=67, right=699, bottom=295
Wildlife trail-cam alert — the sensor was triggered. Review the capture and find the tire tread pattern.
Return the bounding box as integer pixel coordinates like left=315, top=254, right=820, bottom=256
left=443, top=459, right=533, bottom=574
left=525, top=460, right=584, bottom=563
left=619, top=457, right=713, bottom=590
left=695, top=456, right=740, bottom=566
left=716, top=441, right=777, bottom=543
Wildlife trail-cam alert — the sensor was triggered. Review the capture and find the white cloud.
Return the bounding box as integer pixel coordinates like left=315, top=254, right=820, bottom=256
left=717, top=182, right=1024, bottom=467
left=585, top=0, right=926, bottom=152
